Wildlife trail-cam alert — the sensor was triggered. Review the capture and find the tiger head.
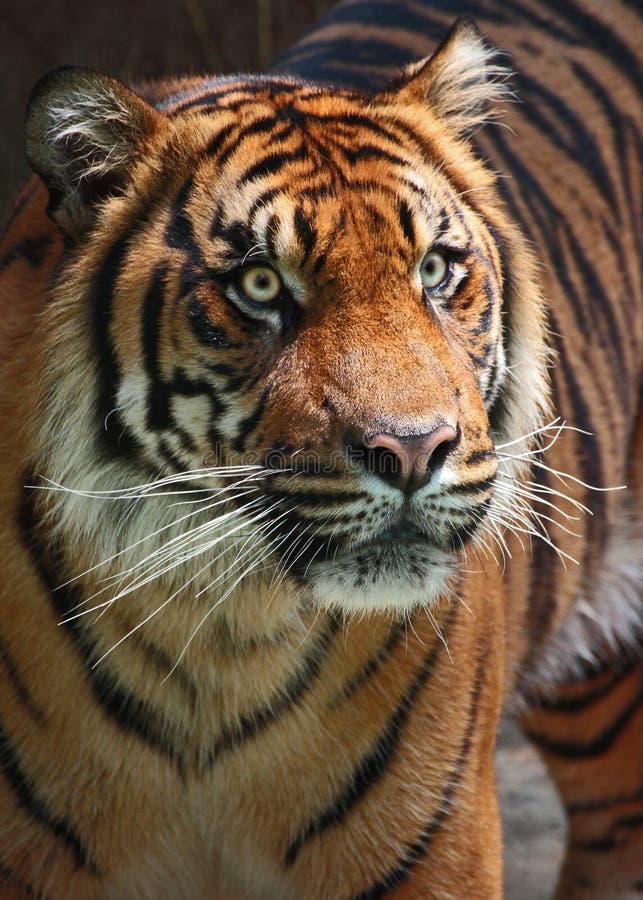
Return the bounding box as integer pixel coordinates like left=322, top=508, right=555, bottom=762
left=25, top=20, right=549, bottom=617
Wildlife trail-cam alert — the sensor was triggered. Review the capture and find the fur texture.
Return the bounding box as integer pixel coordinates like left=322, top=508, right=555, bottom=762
left=0, top=3, right=641, bottom=898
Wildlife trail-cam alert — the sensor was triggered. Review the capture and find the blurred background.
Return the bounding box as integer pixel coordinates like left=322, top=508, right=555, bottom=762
left=0, top=0, right=336, bottom=218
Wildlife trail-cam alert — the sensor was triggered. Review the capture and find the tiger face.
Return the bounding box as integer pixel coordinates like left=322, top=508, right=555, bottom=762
left=25, top=22, right=548, bottom=616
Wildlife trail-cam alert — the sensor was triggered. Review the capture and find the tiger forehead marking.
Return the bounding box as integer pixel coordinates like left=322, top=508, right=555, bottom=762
left=132, top=87, right=503, bottom=438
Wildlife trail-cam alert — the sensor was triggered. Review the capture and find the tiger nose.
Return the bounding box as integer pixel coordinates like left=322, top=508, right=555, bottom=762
left=361, top=425, right=459, bottom=492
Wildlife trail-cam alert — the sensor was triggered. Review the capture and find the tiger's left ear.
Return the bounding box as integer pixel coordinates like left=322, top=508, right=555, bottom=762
left=25, top=67, right=166, bottom=236
left=385, top=19, right=510, bottom=136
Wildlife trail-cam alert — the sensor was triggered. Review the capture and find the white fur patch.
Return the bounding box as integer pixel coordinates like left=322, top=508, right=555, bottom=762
left=307, top=543, right=458, bottom=615
left=398, top=19, right=513, bottom=134
left=524, top=527, right=643, bottom=691
left=47, top=85, right=139, bottom=185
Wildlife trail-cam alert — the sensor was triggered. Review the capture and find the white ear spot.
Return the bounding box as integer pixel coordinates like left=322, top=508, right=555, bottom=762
left=25, top=67, right=163, bottom=234
left=46, top=85, right=139, bottom=184
left=387, top=18, right=513, bottom=135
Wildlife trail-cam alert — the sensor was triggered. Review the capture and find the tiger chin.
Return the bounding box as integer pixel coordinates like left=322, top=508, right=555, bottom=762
left=3, top=4, right=640, bottom=899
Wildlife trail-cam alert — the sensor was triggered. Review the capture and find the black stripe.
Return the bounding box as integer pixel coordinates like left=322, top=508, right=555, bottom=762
left=352, top=641, right=485, bottom=898
left=569, top=785, right=643, bottom=816
left=164, top=176, right=204, bottom=267
left=539, top=0, right=643, bottom=97
left=556, top=218, right=628, bottom=396
left=311, top=112, right=426, bottom=159
left=572, top=60, right=643, bottom=269
left=269, top=488, right=367, bottom=507
left=92, top=235, right=139, bottom=456
left=163, top=80, right=284, bottom=113
left=623, top=118, right=643, bottom=264
left=18, top=487, right=190, bottom=773
left=525, top=687, right=643, bottom=759
left=497, top=0, right=582, bottom=43
left=0, top=718, right=99, bottom=874
left=464, top=447, right=496, bottom=467
left=248, top=187, right=284, bottom=223
left=233, top=385, right=271, bottom=452
left=204, top=615, right=340, bottom=766
left=19, top=486, right=343, bottom=778
left=187, top=294, right=235, bottom=349
left=0, top=236, right=51, bottom=273
left=169, top=368, right=226, bottom=417
left=487, top=130, right=610, bottom=526
left=485, top=128, right=592, bottom=337
left=238, top=145, right=310, bottom=186
left=275, top=32, right=429, bottom=92
left=446, top=517, right=483, bottom=551
left=530, top=662, right=635, bottom=713
left=218, top=120, right=293, bottom=172
left=571, top=836, right=619, bottom=853
left=489, top=126, right=600, bottom=326
left=0, top=859, right=51, bottom=899
left=329, top=141, right=409, bottom=168
left=469, top=296, right=494, bottom=338
left=285, top=606, right=456, bottom=866
left=0, top=633, right=46, bottom=724
left=204, top=121, right=238, bottom=157
left=515, top=71, right=620, bottom=216
left=445, top=476, right=495, bottom=495
left=571, top=809, right=643, bottom=853
left=397, top=199, right=415, bottom=248
left=0, top=180, right=39, bottom=239
left=142, top=264, right=171, bottom=431
left=278, top=0, right=442, bottom=55
left=125, top=631, right=199, bottom=712
left=293, top=206, right=317, bottom=261
left=327, top=619, right=409, bottom=709
left=210, top=219, right=255, bottom=258
left=157, top=437, right=186, bottom=472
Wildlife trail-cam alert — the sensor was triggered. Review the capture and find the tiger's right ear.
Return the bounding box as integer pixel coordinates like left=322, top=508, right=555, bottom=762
left=384, top=19, right=510, bottom=137
left=25, top=67, right=165, bottom=236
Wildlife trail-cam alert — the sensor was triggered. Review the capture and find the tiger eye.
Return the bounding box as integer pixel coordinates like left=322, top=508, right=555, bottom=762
left=240, top=266, right=282, bottom=303
left=420, top=250, right=449, bottom=290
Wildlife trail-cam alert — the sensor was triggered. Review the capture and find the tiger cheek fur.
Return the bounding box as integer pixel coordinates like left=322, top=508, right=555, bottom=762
left=28, top=51, right=522, bottom=617
left=2, top=5, right=641, bottom=900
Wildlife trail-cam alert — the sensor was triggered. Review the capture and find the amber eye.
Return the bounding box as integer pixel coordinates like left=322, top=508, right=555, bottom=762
left=420, top=250, right=449, bottom=290
left=239, top=266, right=282, bottom=303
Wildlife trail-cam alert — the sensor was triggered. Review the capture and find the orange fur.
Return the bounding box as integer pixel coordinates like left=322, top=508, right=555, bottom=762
left=0, top=5, right=641, bottom=898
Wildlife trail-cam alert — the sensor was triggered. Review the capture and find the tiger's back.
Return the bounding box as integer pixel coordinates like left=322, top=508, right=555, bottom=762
left=0, top=1, right=641, bottom=898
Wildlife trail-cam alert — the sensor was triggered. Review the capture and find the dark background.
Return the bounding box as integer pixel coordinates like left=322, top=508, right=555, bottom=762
left=1, top=0, right=336, bottom=218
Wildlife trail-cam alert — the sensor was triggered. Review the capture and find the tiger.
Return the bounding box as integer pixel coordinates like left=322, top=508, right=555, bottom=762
left=0, top=0, right=641, bottom=895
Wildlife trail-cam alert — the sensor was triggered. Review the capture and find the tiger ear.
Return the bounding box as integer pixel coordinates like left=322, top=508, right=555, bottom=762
left=25, top=67, right=165, bottom=236
left=386, top=19, right=510, bottom=135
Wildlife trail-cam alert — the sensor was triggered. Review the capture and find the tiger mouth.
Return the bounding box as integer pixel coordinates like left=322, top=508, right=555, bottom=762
left=325, top=516, right=476, bottom=563
left=367, top=521, right=428, bottom=545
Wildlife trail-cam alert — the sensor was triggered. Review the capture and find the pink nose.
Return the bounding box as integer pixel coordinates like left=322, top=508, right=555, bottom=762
left=363, top=425, right=458, bottom=492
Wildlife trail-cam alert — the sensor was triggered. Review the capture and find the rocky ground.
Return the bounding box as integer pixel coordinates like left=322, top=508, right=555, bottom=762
left=497, top=717, right=566, bottom=900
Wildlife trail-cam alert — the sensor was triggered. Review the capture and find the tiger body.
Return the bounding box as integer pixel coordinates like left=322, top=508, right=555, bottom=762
left=0, top=1, right=641, bottom=898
